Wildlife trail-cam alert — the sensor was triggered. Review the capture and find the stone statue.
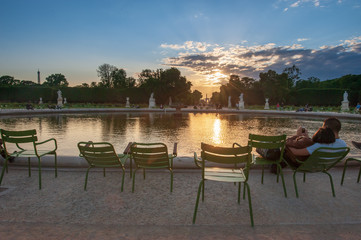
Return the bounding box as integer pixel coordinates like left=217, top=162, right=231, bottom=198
left=57, top=89, right=63, bottom=108
left=126, top=97, right=130, bottom=108
left=238, top=93, right=244, bottom=109
left=63, top=98, right=67, bottom=104
left=39, top=97, right=43, bottom=104
left=343, top=91, right=348, bottom=102
left=341, top=91, right=349, bottom=111
left=57, top=90, right=62, bottom=99
left=228, top=96, right=232, bottom=108
left=149, top=93, right=156, bottom=108
left=264, top=98, right=270, bottom=110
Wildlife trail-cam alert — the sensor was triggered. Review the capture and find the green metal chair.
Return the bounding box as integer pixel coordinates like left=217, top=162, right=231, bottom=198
left=193, top=142, right=254, bottom=227
left=248, top=134, right=287, bottom=197
left=0, top=129, right=57, bottom=189
left=130, top=142, right=177, bottom=193
left=341, top=141, right=361, bottom=185
left=78, top=141, right=127, bottom=191
left=288, top=147, right=350, bottom=197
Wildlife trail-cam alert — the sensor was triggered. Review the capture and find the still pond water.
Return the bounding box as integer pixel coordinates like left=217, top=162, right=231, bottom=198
left=0, top=112, right=359, bottom=157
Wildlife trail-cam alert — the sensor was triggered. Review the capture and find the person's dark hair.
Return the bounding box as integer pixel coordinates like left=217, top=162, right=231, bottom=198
left=312, top=127, right=335, bottom=144
left=323, top=117, right=341, bottom=133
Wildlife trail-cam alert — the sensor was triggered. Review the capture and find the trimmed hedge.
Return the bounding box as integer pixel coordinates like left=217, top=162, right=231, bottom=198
left=289, top=88, right=359, bottom=106
left=0, top=86, right=148, bottom=104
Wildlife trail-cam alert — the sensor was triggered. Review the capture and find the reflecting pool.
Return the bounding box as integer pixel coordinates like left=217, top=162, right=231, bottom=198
left=0, top=112, right=359, bottom=156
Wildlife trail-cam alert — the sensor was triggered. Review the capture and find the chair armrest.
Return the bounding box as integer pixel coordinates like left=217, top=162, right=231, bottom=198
left=194, top=152, right=203, bottom=168
left=123, top=142, right=133, bottom=154
left=35, top=138, right=57, bottom=151
left=233, top=142, right=242, bottom=148
left=173, top=142, right=178, bottom=156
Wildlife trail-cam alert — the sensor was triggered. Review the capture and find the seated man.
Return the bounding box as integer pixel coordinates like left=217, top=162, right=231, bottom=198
left=286, top=117, right=347, bottom=167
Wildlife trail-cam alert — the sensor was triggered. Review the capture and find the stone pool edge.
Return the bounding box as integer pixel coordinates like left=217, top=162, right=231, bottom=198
left=1, top=107, right=361, bottom=120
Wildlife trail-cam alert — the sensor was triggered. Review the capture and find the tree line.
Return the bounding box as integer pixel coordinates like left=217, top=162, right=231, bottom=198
left=211, top=65, right=361, bottom=106
left=0, top=64, right=203, bottom=105
left=1, top=64, right=360, bottom=106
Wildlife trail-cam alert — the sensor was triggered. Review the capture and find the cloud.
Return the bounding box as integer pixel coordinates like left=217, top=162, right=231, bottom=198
left=297, top=38, right=309, bottom=42
left=161, top=36, right=361, bottom=85
left=161, top=41, right=211, bottom=52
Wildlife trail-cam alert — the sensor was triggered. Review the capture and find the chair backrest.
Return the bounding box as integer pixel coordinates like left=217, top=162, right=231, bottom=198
left=0, top=129, right=38, bottom=154
left=248, top=134, right=286, bottom=160
left=201, top=142, right=251, bottom=166
left=130, top=142, right=170, bottom=169
left=78, top=142, right=121, bottom=168
left=297, top=147, right=350, bottom=172
left=248, top=134, right=286, bottom=149
left=0, top=129, right=37, bottom=144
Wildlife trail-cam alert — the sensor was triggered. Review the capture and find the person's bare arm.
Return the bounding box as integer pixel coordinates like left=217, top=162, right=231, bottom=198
left=289, top=147, right=310, bottom=157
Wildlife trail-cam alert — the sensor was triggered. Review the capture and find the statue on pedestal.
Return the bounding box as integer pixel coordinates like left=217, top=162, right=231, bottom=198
left=341, top=91, right=349, bottom=111
left=57, top=89, right=63, bottom=108
left=264, top=98, right=270, bottom=109
left=149, top=92, right=156, bottom=108
left=126, top=97, right=130, bottom=108
left=39, top=97, right=43, bottom=105
left=228, top=96, right=232, bottom=108
left=238, top=93, right=244, bottom=109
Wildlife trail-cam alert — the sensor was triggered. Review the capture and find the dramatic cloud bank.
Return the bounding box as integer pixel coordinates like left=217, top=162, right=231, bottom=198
left=161, top=37, right=361, bottom=86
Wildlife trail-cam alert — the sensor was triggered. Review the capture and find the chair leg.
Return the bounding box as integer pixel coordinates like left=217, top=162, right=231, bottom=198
left=324, top=171, right=336, bottom=197
left=143, top=168, right=146, bottom=180
left=293, top=171, right=299, bottom=198
left=121, top=167, right=125, bottom=192
left=245, top=182, right=254, bottom=227
left=357, top=165, right=361, bottom=183
left=0, top=158, right=8, bottom=185
left=243, top=182, right=246, bottom=200
left=192, top=180, right=204, bottom=224
left=202, top=180, right=205, bottom=201
left=129, top=157, right=133, bottom=179
left=132, top=169, right=138, bottom=193
left=341, top=159, right=349, bottom=185
left=303, top=173, right=306, bottom=182
left=170, top=168, right=173, bottom=193
left=84, top=167, right=91, bottom=191
left=261, top=165, right=264, bottom=184
left=28, top=157, right=31, bottom=177
left=54, top=153, right=57, bottom=178
left=278, top=164, right=287, bottom=198
left=238, top=182, right=241, bottom=204
left=38, top=157, right=42, bottom=190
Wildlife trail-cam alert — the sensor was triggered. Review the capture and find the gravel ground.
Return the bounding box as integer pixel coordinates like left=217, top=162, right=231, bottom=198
left=1, top=166, right=361, bottom=239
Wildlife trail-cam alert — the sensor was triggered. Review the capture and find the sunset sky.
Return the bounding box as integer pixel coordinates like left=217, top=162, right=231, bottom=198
left=1, top=0, right=360, bottom=96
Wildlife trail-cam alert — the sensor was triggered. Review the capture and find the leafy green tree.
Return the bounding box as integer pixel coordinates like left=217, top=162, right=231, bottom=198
left=295, top=77, right=320, bottom=89
left=191, top=90, right=203, bottom=105
left=259, top=70, right=288, bottom=103
left=43, top=73, right=69, bottom=87
left=112, top=68, right=127, bottom=88
left=19, top=80, right=37, bottom=86
left=283, top=64, right=301, bottom=88
left=0, top=75, right=16, bottom=86
left=97, top=63, right=117, bottom=88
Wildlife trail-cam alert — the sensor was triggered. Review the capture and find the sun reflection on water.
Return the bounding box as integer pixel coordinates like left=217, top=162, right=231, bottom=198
left=0, top=112, right=359, bottom=157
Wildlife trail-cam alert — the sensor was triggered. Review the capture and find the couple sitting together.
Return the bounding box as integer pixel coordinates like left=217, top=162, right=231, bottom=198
left=283, top=117, right=347, bottom=168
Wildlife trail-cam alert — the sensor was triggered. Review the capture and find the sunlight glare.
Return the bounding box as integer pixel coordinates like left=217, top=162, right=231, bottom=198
left=212, top=118, right=222, bottom=144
